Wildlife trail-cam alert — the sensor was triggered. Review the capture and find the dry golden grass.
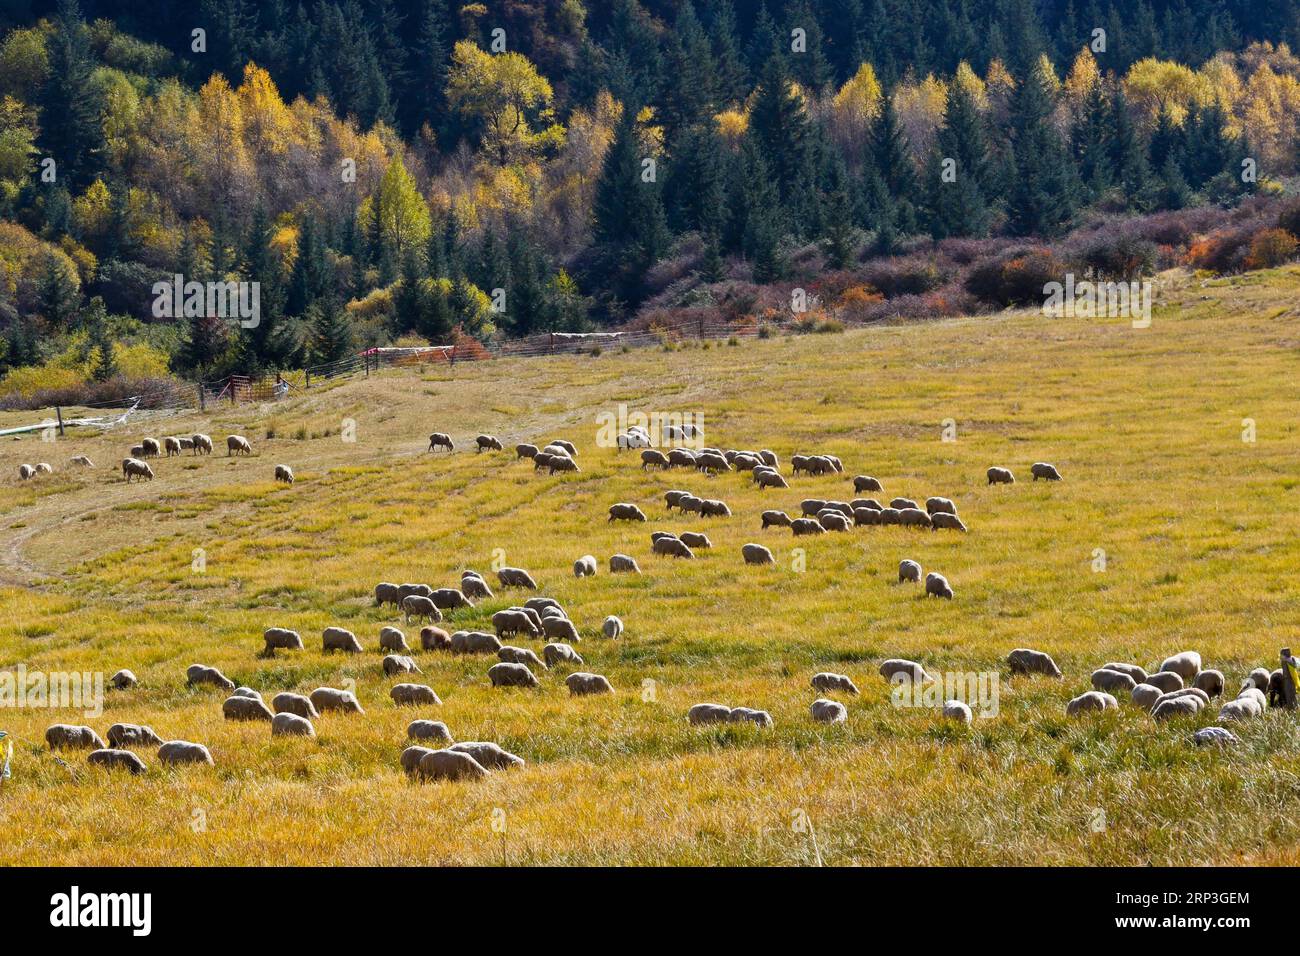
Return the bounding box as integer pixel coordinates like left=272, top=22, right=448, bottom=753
left=2, top=266, right=1300, bottom=865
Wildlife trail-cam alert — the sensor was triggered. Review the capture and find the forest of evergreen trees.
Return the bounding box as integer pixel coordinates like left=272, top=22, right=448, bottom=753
left=1, top=0, right=1299, bottom=395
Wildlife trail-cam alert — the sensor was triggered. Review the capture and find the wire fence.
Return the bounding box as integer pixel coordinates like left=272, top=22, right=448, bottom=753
left=4, top=316, right=784, bottom=436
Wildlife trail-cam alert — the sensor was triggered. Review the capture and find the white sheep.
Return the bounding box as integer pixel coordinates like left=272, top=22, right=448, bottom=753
left=810, top=698, right=847, bottom=723
left=390, top=683, right=442, bottom=706
left=271, top=713, right=315, bottom=737
left=226, top=435, right=253, bottom=456
left=602, top=615, right=623, bottom=639
left=1066, top=691, right=1118, bottom=715
left=898, top=560, right=922, bottom=583
left=407, top=720, right=452, bottom=742
left=811, top=672, right=859, bottom=695
left=158, top=740, right=214, bottom=765
left=566, top=672, right=613, bottom=696
left=1007, top=648, right=1062, bottom=677
left=87, top=749, right=147, bottom=774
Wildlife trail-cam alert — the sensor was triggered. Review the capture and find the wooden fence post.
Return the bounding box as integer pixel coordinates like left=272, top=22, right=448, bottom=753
left=197, top=384, right=205, bottom=412
left=55, top=406, right=65, bottom=436
left=305, top=370, right=311, bottom=388
left=1282, top=647, right=1297, bottom=709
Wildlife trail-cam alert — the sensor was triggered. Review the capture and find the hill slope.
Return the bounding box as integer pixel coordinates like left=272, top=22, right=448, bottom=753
left=2, top=266, right=1300, bottom=865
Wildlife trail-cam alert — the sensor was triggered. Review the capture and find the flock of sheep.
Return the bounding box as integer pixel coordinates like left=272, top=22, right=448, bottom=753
left=25, top=412, right=1275, bottom=784
left=17, top=433, right=296, bottom=486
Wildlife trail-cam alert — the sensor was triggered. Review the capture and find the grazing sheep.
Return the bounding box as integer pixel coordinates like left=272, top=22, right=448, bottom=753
left=987, top=466, right=1015, bottom=485
left=852, top=498, right=884, bottom=512
left=898, top=560, right=923, bottom=583
left=141, top=438, right=161, bottom=458
left=226, top=435, right=252, bottom=456
left=420, top=626, right=452, bottom=651
left=925, top=496, right=958, bottom=516
left=186, top=664, right=235, bottom=691
left=418, top=749, right=489, bottom=782
left=272, top=692, right=319, bottom=719
left=897, top=507, right=932, bottom=529
left=819, top=512, right=851, bottom=532
left=18, top=464, right=35, bottom=480
left=1031, top=462, right=1062, bottom=481
left=322, top=626, right=363, bottom=653
left=699, top=498, right=732, bottom=518
left=492, top=609, right=541, bottom=639
left=399, top=595, right=439, bottom=624
left=742, top=542, right=775, bottom=565
left=401, top=746, right=435, bottom=777
left=496, top=567, right=537, bottom=589
left=879, top=659, right=930, bottom=683
left=853, top=475, right=883, bottom=494
left=811, top=672, right=859, bottom=695
left=1217, top=699, right=1259, bottom=722
left=158, top=741, right=214, bottom=766
left=87, top=749, right=147, bottom=774
left=379, top=626, right=410, bottom=653
left=274, top=464, right=294, bottom=484
left=69, top=455, right=94, bottom=468
left=653, top=536, right=694, bottom=559
left=876, top=508, right=903, bottom=525
left=1145, top=671, right=1184, bottom=693
left=1007, top=648, right=1062, bottom=677
left=791, top=517, right=825, bottom=536
left=1152, top=695, right=1201, bottom=720
left=585, top=558, right=622, bottom=591
left=695, top=451, right=731, bottom=474
left=924, top=572, right=953, bottom=599
left=688, top=703, right=732, bottom=725
left=391, top=683, right=442, bottom=706
left=45, top=724, right=106, bottom=750
left=679, top=531, right=712, bottom=549
left=1159, top=651, right=1201, bottom=681
left=800, top=499, right=827, bottom=517
left=428, top=432, right=454, bottom=452
left=407, top=720, right=452, bottom=742
left=542, top=616, right=582, bottom=643
left=459, top=574, right=493, bottom=600
left=1156, top=687, right=1210, bottom=708
left=223, top=695, right=274, bottom=721
left=383, top=655, right=422, bottom=677
left=664, top=490, right=689, bottom=510
left=602, top=615, right=623, bottom=639
left=130, top=444, right=145, bottom=458
left=641, top=449, right=669, bottom=470
left=667, top=448, right=697, bottom=468
left=930, top=512, right=968, bottom=532
left=374, top=582, right=401, bottom=607
left=122, top=458, right=154, bottom=482
left=309, top=687, right=364, bottom=714
left=516, top=443, right=539, bottom=459
left=854, top=507, right=883, bottom=526
left=1194, top=726, right=1237, bottom=746
left=231, top=686, right=261, bottom=700
left=475, top=434, right=503, bottom=452
left=1269, top=669, right=1287, bottom=707
left=1131, top=684, right=1163, bottom=709
left=263, top=627, right=304, bottom=653
left=618, top=430, right=651, bottom=451
left=727, top=707, right=774, bottom=728
left=164, top=437, right=182, bottom=457
left=1103, top=663, right=1148, bottom=683
left=1092, top=668, right=1138, bottom=694
left=178, top=438, right=194, bottom=450
left=192, top=434, right=213, bottom=455
left=1239, top=685, right=1269, bottom=711
left=33, top=462, right=49, bottom=475
left=489, top=661, right=539, bottom=688
left=942, top=700, right=973, bottom=724
left=758, top=450, right=778, bottom=468
left=677, top=494, right=703, bottom=515
left=609, top=502, right=648, bottom=522
left=1243, top=667, right=1271, bottom=692
left=761, top=510, right=792, bottom=529
left=567, top=672, right=613, bottom=696
left=755, top=470, right=789, bottom=490
left=110, top=669, right=137, bottom=689
left=543, top=642, right=584, bottom=669
left=891, top=497, right=919, bottom=510
left=450, top=631, right=502, bottom=655
left=525, top=597, right=564, bottom=614
left=499, top=645, right=546, bottom=669
left=609, top=553, right=640, bottom=573
left=1066, top=691, right=1118, bottom=715
left=272, top=713, right=315, bottom=737
left=1193, top=669, right=1225, bottom=697
left=811, top=699, right=848, bottom=724
left=451, top=741, right=524, bottom=771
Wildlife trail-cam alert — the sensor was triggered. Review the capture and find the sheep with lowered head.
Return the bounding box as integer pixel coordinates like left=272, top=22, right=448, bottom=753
left=498, top=645, right=546, bottom=669
left=566, top=672, right=613, bottom=696
left=1091, top=668, right=1137, bottom=694
left=475, top=434, right=503, bottom=452
left=192, top=434, right=213, bottom=455
left=609, top=553, right=641, bottom=573
left=390, top=683, right=442, bottom=706
left=761, top=510, right=792, bottom=529
left=879, top=659, right=930, bottom=683
left=1066, top=691, right=1118, bottom=715
left=226, top=435, right=252, bottom=456
left=924, top=572, right=953, bottom=599
left=87, top=749, right=147, bottom=774
left=428, top=433, right=454, bottom=452
left=608, top=502, right=647, bottom=522
left=497, top=567, right=537, bottom=589
left=309, top=687, right=364, bottom=714
left=158, top=741, right=214, bottom=766
left=263, top=627, right=304, bottom=653
left=223, top=695, right=274, bottom=721
left=379, top=626, right=410, bottom=652
left=418, top=749, right=489, bottom=782
left=108, top=723, right=163, bottom=748
left=602, top=615, right=623, bottom=639
left=811, top=672, right=859, bottom=695
left=931, top=512, right=968, bottom=532
left=1145, top=671, right=1183, bottom=693
left=488, top=661, right=539, bottom=688
left=688, top=703, right=732, bottom=725
left=272, top=713, right=315, bottom=737
left=322, top=626, right=363, bottom=653
left=1007, top=648, right=1061, bottom=677
left=811, top=699, right=848, bottom=723
left=186, top=664, right=235, bottom=691
left=407, top=720, right=452, bottom=742
left=1031, top=462, right=1062, bottom=481
left=45, top=724, right=106, bottom=750
left=543, top=642, right=584, bottom=669
left=451, top=741, right=524, bottom=771
left=742, top=543, right=775, bottom=565
left=460, top=573, right=494, bottom=599
left=898, top=560, right=923, bottom=583
left=274, top=464, right=294, bottom=484
left=573, top=555, right=598, bottom=578
left=383, top=655, right=422, bottom=677
left=986, top=466, right=1015, bottom=485
left=272, top=692, right=318, bottom=719
left=122, top=458, right=154, bottom=482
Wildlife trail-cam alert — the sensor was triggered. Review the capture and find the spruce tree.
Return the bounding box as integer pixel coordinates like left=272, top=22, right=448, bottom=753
left=308, top=295, right=354, bottom=364
left=37, top=251, right=80, bottom=327
left=38, top=0, right=104, bottom=189
left=1005, top=62, right=1078, bottom=237
left=926, top=80, right=992, bottom=238
left=870, top=94, right=918, bottom=234
left=1107, top=87, right=1150, bottom=208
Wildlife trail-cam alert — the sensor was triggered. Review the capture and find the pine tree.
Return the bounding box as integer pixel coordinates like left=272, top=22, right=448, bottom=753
left=703, top=0, right=747, bottom=103
left=1106, top=87, right=1150, bottom=208
left=288, top=218, right=331, bottom=317
left=38, top=0, right=105, bottom=189
left=661, top=2, right=717, bottom=141
left=870, top=94, right=917, bottom=234
left=1072, top=80, right=1113, bottom=199
left=85, top=297, right=118, bottom=382
left=665, top=123, right=726, bottom=236
left=239, top=204, right=288, bottom=368
left=37, top=251, right=80, bottom=327
left=393, top=249, right=427, bottom=335
left=926, top=80, right=992, bottom=238
left=405, top=0, right=449, bottom=135
left=308, top=295, right=354, bottom=364
left=593, top=115, right=668, bottom=265
left=786, top=1, right=832, bottom=93
left=748, top=47, right=811, bottom=209
left=1005, top=62, right=1078, bottom=237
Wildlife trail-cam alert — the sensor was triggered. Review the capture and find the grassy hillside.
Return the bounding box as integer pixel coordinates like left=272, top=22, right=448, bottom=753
left=2, top=266, right=1300, bottom=866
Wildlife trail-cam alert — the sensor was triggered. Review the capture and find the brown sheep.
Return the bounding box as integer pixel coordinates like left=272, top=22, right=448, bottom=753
left=496, top=567, right=537, bottom=589
left=475, top=434, right=503, bottom=452
left=853, top=475, right=884, bottom=493
left=429, top=432, right=454, bottom=452
left=641, top=449, right=670, bottom=470
left=609, top=502, right=648, bottom=522
left=420, top=626, right=452, bottom=651
left=761, top=510, right=792, bottom=528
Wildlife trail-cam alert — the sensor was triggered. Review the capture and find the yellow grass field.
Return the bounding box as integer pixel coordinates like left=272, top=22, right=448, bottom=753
left=3, top=266, right=1300, bottom=866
